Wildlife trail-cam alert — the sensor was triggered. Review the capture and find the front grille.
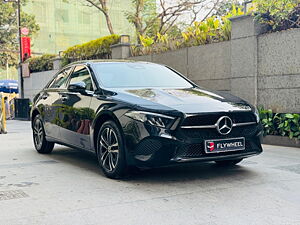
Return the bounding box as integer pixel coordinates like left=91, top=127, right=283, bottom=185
left=182, top=112, right=256, bottom=127
left=174, top=140, right=255, bottom=159
left=175, top=144, right=204, bottom=158
left=181, top=125, right=258, bottom=139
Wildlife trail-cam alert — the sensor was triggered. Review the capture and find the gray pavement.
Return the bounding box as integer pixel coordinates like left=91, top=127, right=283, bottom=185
left=0, top=120, right=300, bottom=225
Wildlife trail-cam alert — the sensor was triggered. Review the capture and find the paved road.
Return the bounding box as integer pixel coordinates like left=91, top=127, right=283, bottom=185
left=0, top=120, right=300, bottom=225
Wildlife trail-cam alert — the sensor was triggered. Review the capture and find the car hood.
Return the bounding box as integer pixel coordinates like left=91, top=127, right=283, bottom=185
left=110, top=87, right=252, bottom=114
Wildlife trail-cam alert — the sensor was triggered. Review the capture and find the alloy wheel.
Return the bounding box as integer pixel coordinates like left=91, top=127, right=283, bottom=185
left=33, top=119, right=43, bottom=149
left=99, top=127, right=119, bottom=172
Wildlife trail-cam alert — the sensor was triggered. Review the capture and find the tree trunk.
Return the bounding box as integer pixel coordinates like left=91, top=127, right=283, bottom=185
left=135, top=0, right=144, bottom=43
left=104, top=12, right=114, bottom=34
left=99, top=0, right=114, bottom=34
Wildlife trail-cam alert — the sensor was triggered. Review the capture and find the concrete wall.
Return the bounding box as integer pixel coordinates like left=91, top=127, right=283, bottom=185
left=127, top=16, right=300, bottom=113
left=257, top=29, right=300, bottom=113
left=128, top=41, right=231, bottom=91
left=23, top=70, right=57, bottom=100
left=187, top=41, right=231, bottom=91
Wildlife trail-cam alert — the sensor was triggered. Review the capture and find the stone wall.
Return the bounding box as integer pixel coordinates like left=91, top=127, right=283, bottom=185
left=189, top=42, right=232, bottom=91
left=129, top=41, right=232, bottom=92
left=257, top=29, right=300, bottom=113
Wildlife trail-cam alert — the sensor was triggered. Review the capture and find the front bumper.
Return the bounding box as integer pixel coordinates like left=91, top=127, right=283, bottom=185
left=172, top=151, right=260, bottom=163
left=120, top=116, right=263, bottom=167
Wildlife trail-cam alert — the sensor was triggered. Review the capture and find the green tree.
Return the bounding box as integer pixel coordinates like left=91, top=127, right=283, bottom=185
left=125, top=0, right=157, bottom=43
left=126, top=0, right=223, bottom=43
left=213, top=0, right=243, bottom=17
left=0, top=1, right=39, bottom=69
left=253, top=0, right=300, bottom=31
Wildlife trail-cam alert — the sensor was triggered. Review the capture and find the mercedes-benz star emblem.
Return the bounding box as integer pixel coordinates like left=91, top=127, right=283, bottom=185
left=216, top=116, right=233, bottom=135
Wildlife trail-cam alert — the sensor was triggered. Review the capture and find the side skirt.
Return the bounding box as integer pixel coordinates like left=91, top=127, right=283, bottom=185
left=46, top=136, right=96, bottom=154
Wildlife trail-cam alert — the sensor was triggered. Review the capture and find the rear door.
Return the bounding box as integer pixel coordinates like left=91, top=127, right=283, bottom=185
left=58, top=65, right=95, bottom=150
left=42, top=67, right=73, bottom=140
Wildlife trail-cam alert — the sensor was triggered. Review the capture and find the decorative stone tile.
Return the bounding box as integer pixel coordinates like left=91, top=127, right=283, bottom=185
left=0, top=190, right=29, bottom=201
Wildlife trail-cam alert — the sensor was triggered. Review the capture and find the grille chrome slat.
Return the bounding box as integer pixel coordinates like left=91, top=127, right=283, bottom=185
left=181, top=112, right=256, bottom=128
left=181, top=125, right=217, bottom=129
left=181, top=121, right=256, bottom=129
left=233, top=122, right=257, bottom=127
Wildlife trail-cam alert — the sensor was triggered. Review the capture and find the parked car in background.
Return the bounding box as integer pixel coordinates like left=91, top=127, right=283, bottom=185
left=31, top=60, right=263, bottom=178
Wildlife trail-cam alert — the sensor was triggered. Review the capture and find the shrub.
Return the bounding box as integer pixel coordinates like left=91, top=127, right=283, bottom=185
left=253, top=0, right=300, bottom=31
left=62, top=34, right=120, bottom=66
left=26, top=54, right=57, bottom=73
left=259, top=109, right=277, bottom=136
left=274, top=113, right=300, bottom=139
left=259, top=108, right=300, bottom=139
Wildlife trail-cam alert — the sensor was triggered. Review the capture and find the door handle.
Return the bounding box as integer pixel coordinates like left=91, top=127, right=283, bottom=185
left=61, top=95, right=68, bottom=102
left=41, top=93, right=48, bottom=100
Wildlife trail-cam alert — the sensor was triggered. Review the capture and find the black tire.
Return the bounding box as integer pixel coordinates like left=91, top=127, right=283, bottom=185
left=32, top=114, right=54, bottom=154
left=96, top=120, right=128, bottom=179
left=215, top=159, right=243, bottom=166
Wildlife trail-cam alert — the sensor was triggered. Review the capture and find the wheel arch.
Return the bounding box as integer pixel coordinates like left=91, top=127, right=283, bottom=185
left=92, top=111, right=123, bottom=152
left=31, top=108, right=40, bottom=128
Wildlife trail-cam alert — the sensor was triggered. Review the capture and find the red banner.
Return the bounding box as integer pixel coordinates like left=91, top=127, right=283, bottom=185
left=21, top=37, right=31, bottom=62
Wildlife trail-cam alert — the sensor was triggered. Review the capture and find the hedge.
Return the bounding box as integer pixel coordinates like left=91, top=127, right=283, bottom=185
left=259, top=109, right=300, bottom=140
left=26, top=54, right=56, bottom=73
left=24, top=34, right=120, bottom=73
left=61, top=34, right=120, bottom=66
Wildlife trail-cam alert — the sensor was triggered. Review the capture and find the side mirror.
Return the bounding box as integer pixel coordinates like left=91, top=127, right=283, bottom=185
left=68, top=82, right=86, bottom=93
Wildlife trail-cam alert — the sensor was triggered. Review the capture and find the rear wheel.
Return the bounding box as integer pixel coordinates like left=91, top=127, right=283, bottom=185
left=215, top=159, right=243, bottom=166
left=32, top=115, right=54, bottom=154
left=96, top=120, right=128, bottom=179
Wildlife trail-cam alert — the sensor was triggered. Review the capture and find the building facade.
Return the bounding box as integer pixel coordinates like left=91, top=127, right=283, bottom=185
left=23, top=0, right=135, bottom=55
left=0, top=0, right=136, bottom=80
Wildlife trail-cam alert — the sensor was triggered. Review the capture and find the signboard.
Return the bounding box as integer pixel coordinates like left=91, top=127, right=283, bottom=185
left=21, top=27, right=29, bottom=36
left=22, top=63, right=30, bottom=78
left=21, top=37, right=31, bottom=62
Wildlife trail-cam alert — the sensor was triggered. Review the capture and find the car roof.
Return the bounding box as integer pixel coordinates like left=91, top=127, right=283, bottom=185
left=68, top=59, right=157, bottom=66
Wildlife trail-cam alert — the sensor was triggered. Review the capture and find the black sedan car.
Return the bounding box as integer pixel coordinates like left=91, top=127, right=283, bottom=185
left=31, top=61, right=263, bottom=178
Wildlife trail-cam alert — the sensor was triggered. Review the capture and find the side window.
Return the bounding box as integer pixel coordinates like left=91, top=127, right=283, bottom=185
left=49, top=67, right=72, bottom=89
left=68, top=65, right=93, bottom=91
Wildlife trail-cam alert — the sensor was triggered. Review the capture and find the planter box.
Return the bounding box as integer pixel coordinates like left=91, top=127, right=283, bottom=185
left=263, top=135, right=300, bottom=148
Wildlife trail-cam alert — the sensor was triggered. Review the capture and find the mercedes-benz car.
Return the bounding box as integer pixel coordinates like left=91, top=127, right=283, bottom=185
left=31, top=61, right=263, bottom=178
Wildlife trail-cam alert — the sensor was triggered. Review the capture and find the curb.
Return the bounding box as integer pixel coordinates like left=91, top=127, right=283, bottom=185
left=263, top=135, right=300, bottom=148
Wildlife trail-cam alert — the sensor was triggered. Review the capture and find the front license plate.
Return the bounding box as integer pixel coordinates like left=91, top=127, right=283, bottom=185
left=204, top=137, right=245, bottom=154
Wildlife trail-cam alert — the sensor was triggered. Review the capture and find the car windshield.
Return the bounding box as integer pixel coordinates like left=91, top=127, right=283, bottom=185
left=92, top=62, right=193, bottom=88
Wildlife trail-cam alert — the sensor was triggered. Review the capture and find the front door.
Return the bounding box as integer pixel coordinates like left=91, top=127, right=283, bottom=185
left=42, top=67, right=73, bottom=140
left=58, top=65, right=95, bottom=150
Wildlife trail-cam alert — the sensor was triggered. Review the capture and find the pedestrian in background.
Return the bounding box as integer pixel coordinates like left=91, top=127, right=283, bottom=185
left=4, top=97, right=11, bottom=120
left=0, top=94, right=2, bottom=133
left=9, top=98, right=15, bottom=119
left=0, top=93, right=5, bottom=133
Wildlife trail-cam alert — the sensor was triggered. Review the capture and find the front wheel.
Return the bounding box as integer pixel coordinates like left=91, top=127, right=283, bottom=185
left=96, top=120, right=128, bottom=179
left=215, top=159, right=243, bottom=166
left=32, top=115, right=54, bottom=154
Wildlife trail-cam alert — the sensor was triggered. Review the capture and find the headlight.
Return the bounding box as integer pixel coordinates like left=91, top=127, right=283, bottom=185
left=254, top=107, right=260, bottom=123
left=125, top=111, right=176, bottom=128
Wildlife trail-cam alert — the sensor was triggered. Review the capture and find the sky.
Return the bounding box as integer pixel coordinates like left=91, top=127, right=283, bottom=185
left=156, top=0, right=246, bottom=25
